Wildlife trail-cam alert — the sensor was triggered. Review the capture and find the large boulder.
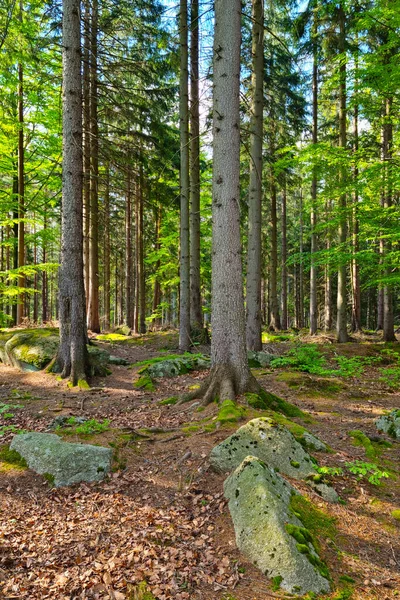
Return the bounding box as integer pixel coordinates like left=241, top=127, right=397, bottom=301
left=247, top=351, right=277, bottom=368
left=376, top=409, right=400, bottom=439
left=224, top=456, right=330, bottom=595
left=210, top=417, right=315, bottom=479
left=0, top=329, right=59, bottom=371
left=10, top=432, right=112, bottom=487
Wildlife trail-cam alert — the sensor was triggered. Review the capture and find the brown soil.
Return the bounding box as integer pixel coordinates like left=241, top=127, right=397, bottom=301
left=0, top=330, right=399, bottom=600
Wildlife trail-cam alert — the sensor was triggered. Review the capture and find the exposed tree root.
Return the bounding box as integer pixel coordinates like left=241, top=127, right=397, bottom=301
left=177, top=364, right=261, bottom=406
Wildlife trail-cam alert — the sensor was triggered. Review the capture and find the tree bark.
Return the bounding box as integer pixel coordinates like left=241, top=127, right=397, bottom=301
left=181, top=0, right=259, bottom=405
left=87, top=0, right=100, bottom=332
left=269, top=131, right=281, bottom=331
left=17, top=48, right=25, bottom=325
left=336, top=4, right=349, bottom=343
left=103, top=160, right=110, bottom=330
left=382, top=97, right=395, bottom=341
left=189, top=0, right=203, bottom=335
left=56, top=0, right=89, bottom=384
left=126, top=164, right=134, bottom=330
left=281, top=184, right=288, bottom=330
left=309, top=10, right=318, bottom=335
left=82, top=0, right=90, bottom=306
left=351, top=63, right=361, bottom=333
left=246, top=0, right=263, bottom=349
left=179, top=0, right=191, bottom=351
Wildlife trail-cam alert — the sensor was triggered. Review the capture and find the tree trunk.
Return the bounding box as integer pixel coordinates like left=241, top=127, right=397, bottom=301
left=42, top=212, right=48, bottom=323
left=324, top=198, right=332, bottom=331
left=17, top=53, right=25, bottom=325
left=56, top=0, right=89, bottom=384
left=126, top=164, right=134, bottom=330
left=309, top=11, right=318, bottom=335
left=269, top=133, right=281, bottom=331
left=87, top=0, right=100, bottom=332
left=246, top=0, right=263, bottom=349
left=351, top=62, right=361, bottom=333
left=298, top=188, right=304, bottom=329
left=181, top=0, right=259, bottom=405
left=281, top=185, right=288, bottom=330
left=82, top=0, right=90, bottom=306
left=152, top=203, right=162, bottom=329
left=382, top=97, right=395, bottom=341
left=138, top=164, right=146, bottom=333
left=189, top=0, right=203, bottom=335
left=179, top=0, right=191, bottom=351
left=103, top=160, right=110, bottom=330
left=336, top=4, right=349, bottom=343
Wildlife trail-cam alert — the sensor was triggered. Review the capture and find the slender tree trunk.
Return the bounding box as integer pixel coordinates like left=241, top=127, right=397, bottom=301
left=298, top=188, right=304, bottom=328
left=246, top=0, right=263, bottom=349
left=138, top=164, right=146, bottom=333
left=281, top=185, right=288, bottom=330
left=42, top=212, right=48, bottom=323
left=324, top=198, right=332, bottom=330
left=56, top=0, right=89, bottom=384
left=126, top=165, right=134, bottom=330
left=87, top=0, right=100, bottom=332
left=383, top=96, right=395, bottom=341
left=152, top=203, right=162, bottom=329
left=103, top=161, right=110, bottom=330
left=336, top=4, right=349, bottom=343
left=351, top=66, right=361, bottom=333
left=12, top=172, right=18, bottom=325
left=309, top=11, right=318, bottom=335
left=179, top=0, right=191, bottom=350
left=181, top=0, right=259, bottom=405
left=82, top=0, right=90, bottom=306
left=269, top=130, right=281, bottom=331
left=17, top=53, right=25, bottom=325
left=189, top=0, right=203, bottom=334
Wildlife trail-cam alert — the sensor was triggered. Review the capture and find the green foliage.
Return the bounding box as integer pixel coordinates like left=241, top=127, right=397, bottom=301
left=391, top=510, right=400, bottom=521
left=345, top=460, right=390, bottom=486
left=158, top=396, right=178, bottom=406
left=57, top=418, right=110, bottom=436
left=271, top=575, right=283, bottom=591
left=0, top=425, right=25, bottom=437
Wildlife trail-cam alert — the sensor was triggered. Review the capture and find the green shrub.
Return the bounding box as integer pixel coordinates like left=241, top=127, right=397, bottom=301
left=345, top=460, right=389, bottom=486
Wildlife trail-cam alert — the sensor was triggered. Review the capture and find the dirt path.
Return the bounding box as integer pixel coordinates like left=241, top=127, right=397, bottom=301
left=0, top=332, right=399, bottom=599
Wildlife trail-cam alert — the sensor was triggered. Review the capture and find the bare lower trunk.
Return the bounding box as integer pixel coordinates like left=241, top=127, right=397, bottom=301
left=382, top=97, right=395, bottom=342
left=17, top=55, right=25, bottom=325
left=56, top=0, right=89, bottom=384
left=82, top=0, right=90, bottom=306
left=309, top=12, right=318, bottom=335
left=269, top=180, right=281, bottom=330
left=281, top=185, right=288, bottom=330
left=126, top=165, right=134, bottom=330
left=246, top=0, right=263, bottom=350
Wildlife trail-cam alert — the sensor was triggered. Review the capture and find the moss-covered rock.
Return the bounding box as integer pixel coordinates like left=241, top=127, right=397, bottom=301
left=247, top=351, right=277, bottom=368
left=210, top=417, right=315, bottom=479
left=87, top=345, right=111, bottom=376
left=216, top=400, right=244, bottom=424
left=224, top=456, right=330, bottom=595
left=0, top=329, right=59, bottom=371
left=245, top=391, right=306, bottom=418
left=10, top=432, right=112, bottom=487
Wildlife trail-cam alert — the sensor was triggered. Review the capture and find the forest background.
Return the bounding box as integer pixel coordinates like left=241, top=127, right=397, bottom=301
left=0, top=0, right=399, bottom=344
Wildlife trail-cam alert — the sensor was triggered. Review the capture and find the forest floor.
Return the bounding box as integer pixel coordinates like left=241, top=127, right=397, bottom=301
left=0, top=329, right=399, bottom=600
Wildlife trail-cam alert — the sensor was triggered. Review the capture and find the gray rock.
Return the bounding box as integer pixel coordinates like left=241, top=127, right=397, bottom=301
left=302, top=432, right=327, bottom=452
left=247, top=351, right=277, bottom=368
left=108, top=355, right=130, bottom=366
left=224, top=456, right=330, bottom=595
left=210, top=417, right=315, bottom=480
left=87, top=345, right=110, bottom=376
left=308, top=481, right=339, bottom=503
left=146, top=355, right=210, bottom=378
left=376, top=410, right=400, bottom=439
left=10, top=432, right=112, bottom=487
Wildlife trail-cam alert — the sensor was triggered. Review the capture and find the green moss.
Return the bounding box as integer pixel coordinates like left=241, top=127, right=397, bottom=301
left=289, top=494, right=337, bottom=545
left=339, top=575, right=355, bottom=584
left=182, top=425, right=200, bottom=433
left=391, top=509, right=400, bottom=521
left=0, top=446, right=28, bottom=469
left=158, top=396, right=178, bottom=406
left=216, top=399, right=244, bottom=424
left=133, top=353, right=184, bottom=367
left=348, top=430, right=391, bottom=460
left=96, top=333, right=129, bottom=342
left=133, top=375, right=155, bottom=391
left=129, top=581, right=156, bottom=600
left=271, top=575, right=283, bottom=591
left=276, top=371, right=342, bottom=395
left=78, top=379, right=90, bottom=390
left=204, top=422, right=216, bottom=432
left=43, top=472, right=55, bottom=486
left=245, top=389, right=306, bottom=419
left=290, top=460, right=300, bottom=469
left=196, top=406, right=205, bottom=412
